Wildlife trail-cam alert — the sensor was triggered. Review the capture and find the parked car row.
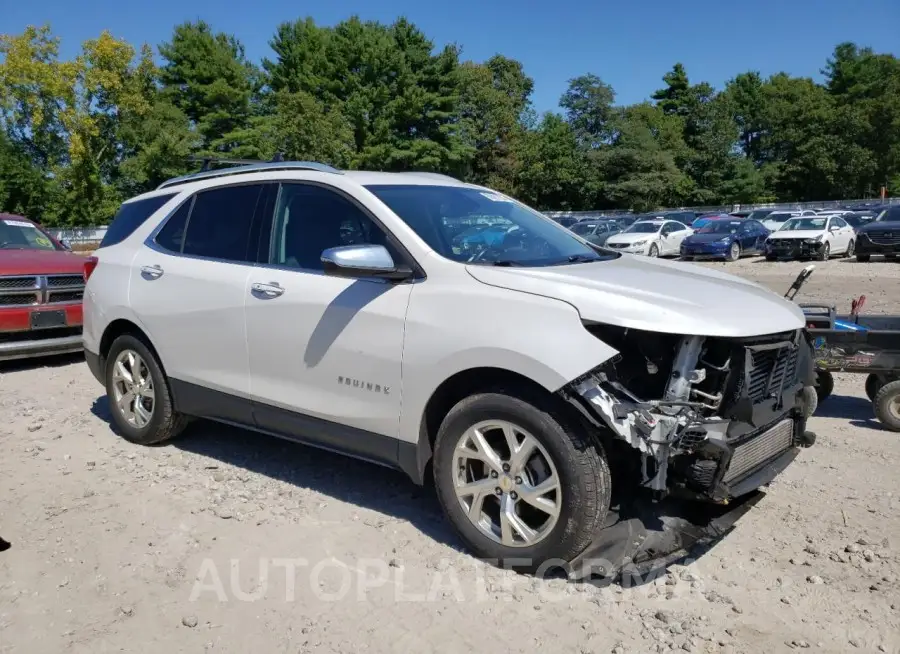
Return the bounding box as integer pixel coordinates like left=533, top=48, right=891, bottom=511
left=561, top=204, right=900, bottom=263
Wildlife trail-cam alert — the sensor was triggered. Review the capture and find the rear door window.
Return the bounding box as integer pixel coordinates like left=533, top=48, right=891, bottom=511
left=181, top=184, right=265, bottom=262
left=99, top=193, right=177, bottom=248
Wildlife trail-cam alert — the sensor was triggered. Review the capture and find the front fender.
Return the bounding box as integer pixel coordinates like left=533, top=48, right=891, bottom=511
left=398, top=281, right=617, bottom=448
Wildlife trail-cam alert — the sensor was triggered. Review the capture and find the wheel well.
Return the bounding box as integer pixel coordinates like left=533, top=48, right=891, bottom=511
left=416, top=367, right=576, bottom=479
left=98, top=320, right=162, bottom=372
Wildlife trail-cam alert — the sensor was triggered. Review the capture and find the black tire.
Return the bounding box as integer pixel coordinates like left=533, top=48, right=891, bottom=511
left=648, top=243, right=659, bottom=258
left=817, top=242, right=831, bottom=261
left=815, top=369, right=834, bottom=403
left=856, top=253, right=871, bottom=263
left=680, top=256, right=693, bottom=262
left=845, top=240, right=855, bottom=258
left=105, top=334, right=188, bottom=445
left=865, top=374, right=883, bottom=402
left=765, top=255, right=777, bottom=262
left=800, top=385, right=818, bottom=418
left=433, top=392, right=611, bottom=571
left=727, top=242, right=741, bottom=262
left=873, top=380, right=900, bottom=432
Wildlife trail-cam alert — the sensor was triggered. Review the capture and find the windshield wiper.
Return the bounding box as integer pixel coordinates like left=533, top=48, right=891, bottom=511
left=491, top=260, right=522, bottom=267
left=565, top=254, right=600, bottom=263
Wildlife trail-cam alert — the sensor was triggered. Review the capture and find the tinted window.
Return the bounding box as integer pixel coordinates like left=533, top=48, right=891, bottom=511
left=99, top=193, right=176, bottom=248
left=272, top=184, right=398, bottom=271
left=181, top=184, right=264, bottom=262
left=154, top=199, right=192, bottom=252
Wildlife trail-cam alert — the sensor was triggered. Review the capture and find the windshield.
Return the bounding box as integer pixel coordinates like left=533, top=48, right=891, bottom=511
left=780, top=218, right=827, bottom=231
left=698, top=221, right=743, bottom=234
left=365, top=185, right=617, bottom=266
left=766, top=212, right=794, bottom=224
left=624, top=222, right=662, bottom=234
left=746, top=209, right=773, bottom=221
left=0, top=217, right=59, bottom=250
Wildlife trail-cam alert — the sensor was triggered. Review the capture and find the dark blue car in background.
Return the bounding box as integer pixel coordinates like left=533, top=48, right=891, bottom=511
left=680, top=218, right=770, bottom=262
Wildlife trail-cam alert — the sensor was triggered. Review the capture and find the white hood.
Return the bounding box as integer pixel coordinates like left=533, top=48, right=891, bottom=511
left=769, top=230, right=824, bottom=240
left=466, top=255, right=804, bottom=338
left=605, top=232, right=657, bottom=245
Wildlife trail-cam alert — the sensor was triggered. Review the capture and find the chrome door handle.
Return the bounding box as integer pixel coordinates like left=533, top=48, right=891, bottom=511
left=251, top=282, right=285, bottom=298
left=140, top=264, right=164, bottom=279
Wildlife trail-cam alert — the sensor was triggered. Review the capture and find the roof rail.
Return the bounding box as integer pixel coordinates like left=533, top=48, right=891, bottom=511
left=157, top=160, right=342, bottom=190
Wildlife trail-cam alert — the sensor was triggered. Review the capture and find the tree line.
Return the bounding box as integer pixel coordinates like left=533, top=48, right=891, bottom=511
left=0, top=18, right=898, bottom=226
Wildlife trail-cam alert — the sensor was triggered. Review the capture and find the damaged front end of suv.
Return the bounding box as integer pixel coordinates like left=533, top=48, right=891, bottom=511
left=559, top=322, right=817, bottom=580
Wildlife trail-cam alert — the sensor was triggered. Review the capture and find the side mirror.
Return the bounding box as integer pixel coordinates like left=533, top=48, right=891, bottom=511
left=60, top=239, right=72, bottom=251
left=321, top=244, right=412, bottom=282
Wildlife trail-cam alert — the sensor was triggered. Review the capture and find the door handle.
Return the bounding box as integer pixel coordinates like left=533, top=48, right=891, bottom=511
left=140, top=264, right=164, bottom=279
left=251, top=282, right=285, bottom=298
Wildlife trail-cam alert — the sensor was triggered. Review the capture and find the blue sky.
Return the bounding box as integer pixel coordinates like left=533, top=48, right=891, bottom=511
left=4, top=0, right=899, bottom=113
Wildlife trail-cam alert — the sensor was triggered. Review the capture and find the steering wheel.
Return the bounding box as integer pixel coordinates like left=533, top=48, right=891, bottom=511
left=468, top=244, right=504, bottom=263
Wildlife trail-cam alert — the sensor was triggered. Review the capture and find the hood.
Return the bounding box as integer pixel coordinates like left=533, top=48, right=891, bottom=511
left=0, top=249, right=86, bottom=275
left=466, top=256, right=804, bottom=338
left=684, top=232, right=735, bottom=244
left=768, top=230, right=823, bottom=240
left=606, top=232, right=656, bottom=244
left=859, top=220, right=900, bottom=234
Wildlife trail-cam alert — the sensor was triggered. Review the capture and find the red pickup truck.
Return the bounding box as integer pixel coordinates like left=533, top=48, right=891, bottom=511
left=0, top=213, right=87, bottom=362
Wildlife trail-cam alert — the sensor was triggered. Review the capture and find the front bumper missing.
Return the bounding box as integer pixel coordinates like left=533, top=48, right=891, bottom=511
left=565, top=486, right=769, bottom=582
left=766, top=240, right=824, bottom=258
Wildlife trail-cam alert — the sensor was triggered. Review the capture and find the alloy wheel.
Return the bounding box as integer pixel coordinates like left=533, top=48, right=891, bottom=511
left=452, top=420, right=561, bottom=547
left=111, top=349, right=155, bottom=428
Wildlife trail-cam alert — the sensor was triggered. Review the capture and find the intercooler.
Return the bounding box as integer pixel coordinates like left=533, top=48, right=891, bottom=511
left=723, top=418, right=794, bottom=483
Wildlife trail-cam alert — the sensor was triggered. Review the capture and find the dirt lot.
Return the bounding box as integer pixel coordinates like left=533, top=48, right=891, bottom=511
left=1, top=258, right=898, bottom=654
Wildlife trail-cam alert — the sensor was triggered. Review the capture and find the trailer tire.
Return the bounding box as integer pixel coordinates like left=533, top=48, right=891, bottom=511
left=815, top=370, right=834, bottom=403
left=865, top=374, right=883, bottom=402
left=873, top=380, right=900, bottom=432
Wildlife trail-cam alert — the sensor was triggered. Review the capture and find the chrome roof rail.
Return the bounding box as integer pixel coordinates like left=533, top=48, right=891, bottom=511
left=157, top=161, right=342, bottom=190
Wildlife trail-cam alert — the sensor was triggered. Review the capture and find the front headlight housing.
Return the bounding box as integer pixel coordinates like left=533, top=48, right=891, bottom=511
left=717, top=237, right=731, bottom=244
left=632, top=240, right=647, bottom=246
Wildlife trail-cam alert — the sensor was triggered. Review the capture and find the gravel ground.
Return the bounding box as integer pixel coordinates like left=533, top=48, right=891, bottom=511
left=1, top=258, right=899, bottom=654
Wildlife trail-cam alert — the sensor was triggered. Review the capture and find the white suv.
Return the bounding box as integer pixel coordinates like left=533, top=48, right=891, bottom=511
left=83, top=162, right=817, bottom=576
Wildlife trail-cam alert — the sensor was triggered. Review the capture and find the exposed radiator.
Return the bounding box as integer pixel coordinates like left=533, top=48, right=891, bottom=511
left=724, top=418, right=793, bottom=483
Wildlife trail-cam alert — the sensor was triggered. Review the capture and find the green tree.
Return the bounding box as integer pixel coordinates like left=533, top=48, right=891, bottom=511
left=559, top=73, right=615, bottom=148
left=456, top=55, right=534, bottom=192
left=596, top=103, right=693, bottom=211
left=158, top=20, right=257, bottom=152
left=515, top=112, right=591, bottom=209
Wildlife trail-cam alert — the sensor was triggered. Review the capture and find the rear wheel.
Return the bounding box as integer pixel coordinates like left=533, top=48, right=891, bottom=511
left=648, top=243, right=659, bottom=258
left=856, top=253, right=871, bottom=263
left=105, top=334, right=188, bottom=445
left=815, top=369, right=834, bottom=403
left=873, top=380, right=900, bottom=432
left=433, top=392, right=611, bottom=571
left=845, top=240, right=855, bottom=258
left=727, top=242, right=741, bottom=262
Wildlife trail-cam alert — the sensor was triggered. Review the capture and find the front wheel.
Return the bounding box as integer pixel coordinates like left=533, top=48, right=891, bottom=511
left=856, top=253, right=871, bottom=263
left=727, top=242, right=741, bottom=262
left=648, top=243, right=659, bottom=258
left=865, top=374, right=883, bottom=402
left=817, top=242, right=831, bottom=261
left=433, top=393, right=611, bottom=571
left=105, top=334, right=188, bottom=445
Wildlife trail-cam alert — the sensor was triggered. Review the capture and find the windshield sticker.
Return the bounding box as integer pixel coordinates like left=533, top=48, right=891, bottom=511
left=34, top=235, right=53, bottom=247
left=2, top=219, right=35, bottom=228
left=479, top=191, right=510, bottom=202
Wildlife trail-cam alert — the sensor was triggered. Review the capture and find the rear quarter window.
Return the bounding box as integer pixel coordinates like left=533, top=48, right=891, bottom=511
left=99, top=193, right=177, bottom=248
